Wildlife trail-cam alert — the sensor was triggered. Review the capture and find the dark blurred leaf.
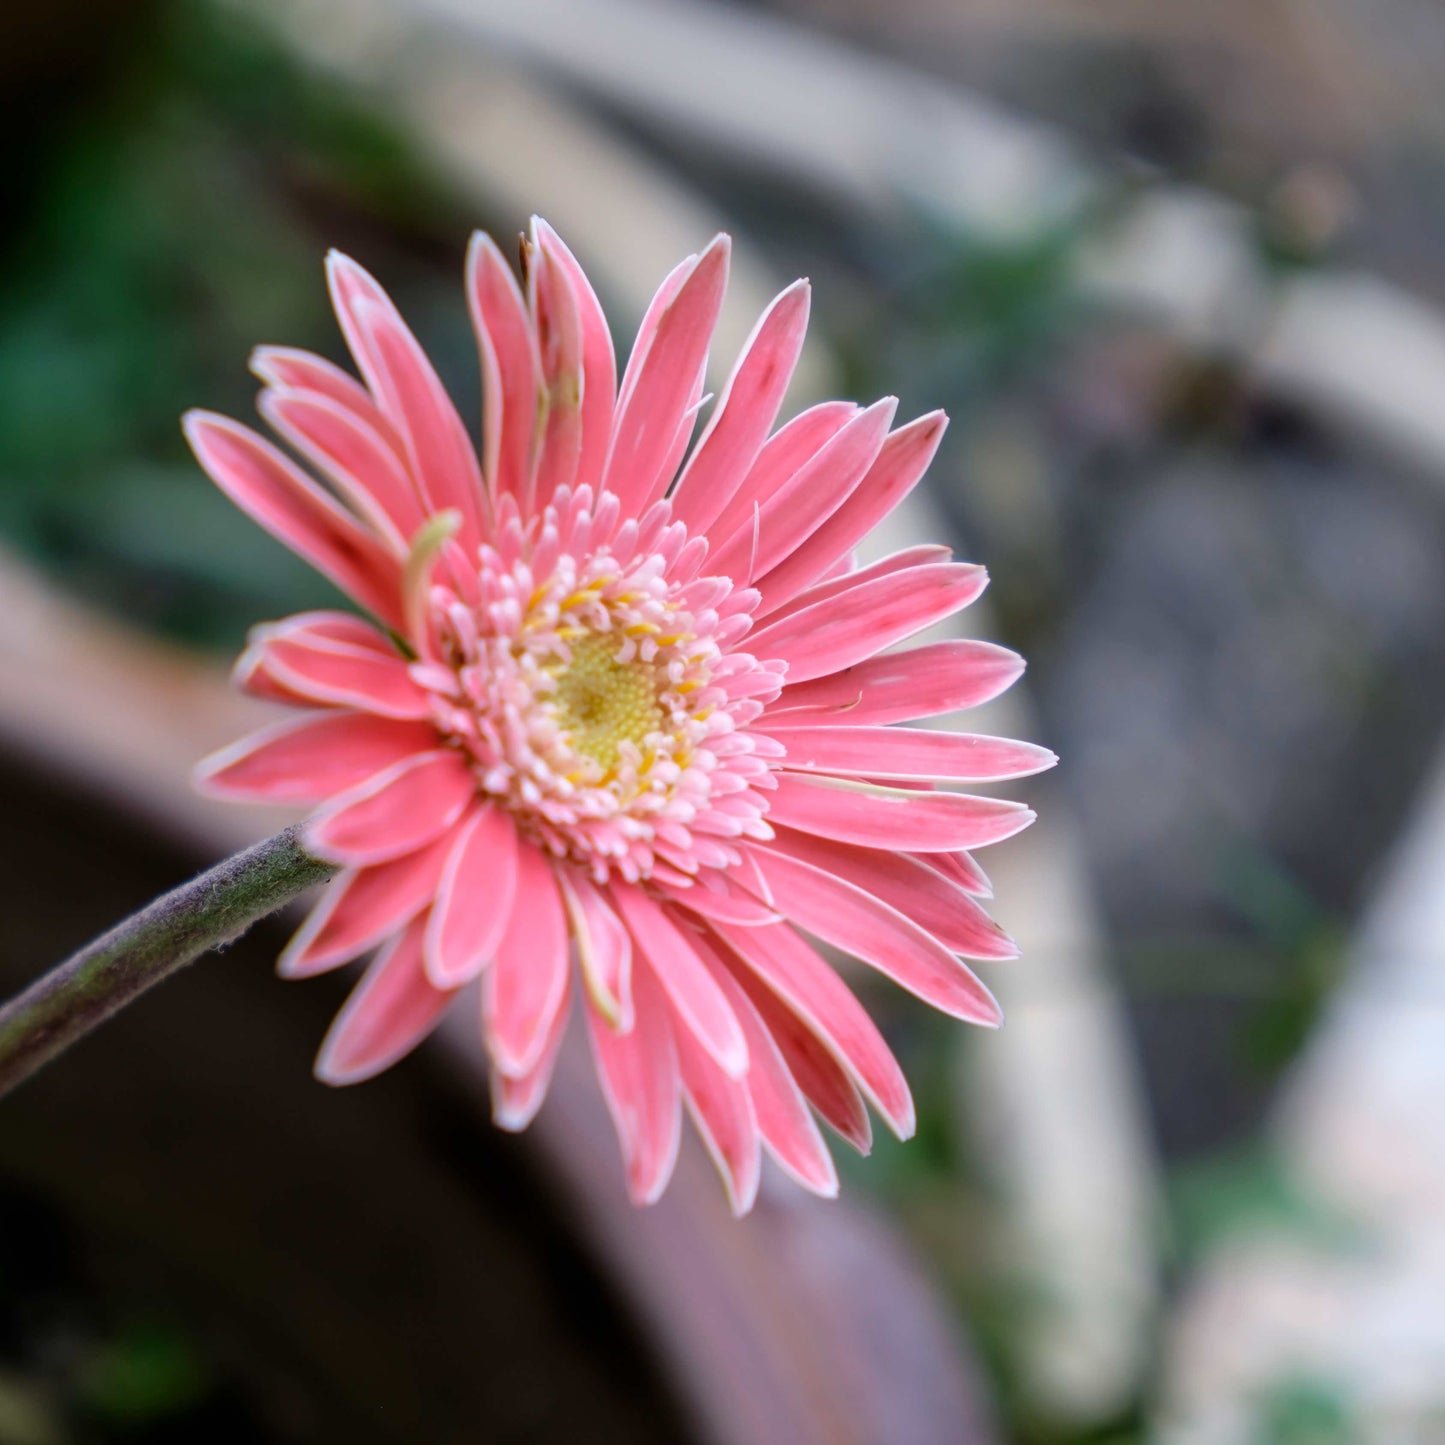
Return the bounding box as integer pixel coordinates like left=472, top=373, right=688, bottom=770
left=0, top=0, right=470, bottom=649
left=76, top=1318, right=210, bottom=1426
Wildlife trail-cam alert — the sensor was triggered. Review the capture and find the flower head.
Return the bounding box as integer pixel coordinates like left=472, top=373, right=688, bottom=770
left=188, top=220, right=1053, bottom=1213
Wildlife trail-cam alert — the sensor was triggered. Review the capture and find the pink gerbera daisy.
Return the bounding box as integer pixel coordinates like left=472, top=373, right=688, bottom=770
left=186, top=220, right=1053, bottom=1214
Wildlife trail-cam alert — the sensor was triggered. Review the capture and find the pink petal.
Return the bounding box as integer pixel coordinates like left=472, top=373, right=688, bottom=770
left=305, top=749, right=476, bottom=865
left=526, top=234, right=585, bottom=508
left=492, top=969, right=573, bottom=1132
left=762, top=544, right=951, bottom=625
left=673, top=1013, right=763, bottom=1218
left=424, top=804, right=520, bottom=988
left=183, top=412, right=403, bottom=629
left=922, top=849, right=994, bottom=898
left=771, top=828, right=1017, bottom=961
left=767, top=773, right=1036, bottom=852
left=531, top=219, right=616, bottom=496
left=259, top=386, right=424, bottom=550
left=708, top=918, right=915, bottom=1139
left=482, top=849, right=569, bottom=1077
left=615, top=252, right=693, bottom=413
left=195, top=712, right=436, bottom=802
left=747, top=562, right=989, bottom=684
left=703, top=399, right=857, bottom=547
left=235, top=609, right=387, bottom=705
left=610, top=885, right=748, bottom=1078
left=279, top=828, right=457, bottom=978
left=753, top=410, right=947, bottom=613
left=720, top=949, right=873, bottom=1154
left=655, top=874, right=784, bottom=927
left=231, top=661, right=309, bottom=710
left=254, top=609, right=388, bottom=650
left=327, top=253, right=485, bottom=548
left=314, top=915, right=453, bottom=1085
left=690, top=932, right=838, bottom=1197
left=559, top=872, right=634, bottom=1030
left=356, top=299, right=487, bottom=546
left=466, top=231, right=542, bottom=507
left=766, top=725, right=1056, bottom=782
left=585, top=962, right=682, bottom=1206
left=250, top=346, right=397, bottom=443
left=707, top=396, right=896, bottom=582
left=749, top=846, right=1003, bottom=1025
left=603, top=235, right=730, bottom=516
left=239, top=616, right=430, bottom=720
left=767, top=639, right=1026, bottom=724
left=670, top=279, right=811, bottom=534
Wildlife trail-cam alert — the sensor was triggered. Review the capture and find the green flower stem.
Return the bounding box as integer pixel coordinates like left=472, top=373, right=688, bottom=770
left=0, top=827, right=337, bottom=1099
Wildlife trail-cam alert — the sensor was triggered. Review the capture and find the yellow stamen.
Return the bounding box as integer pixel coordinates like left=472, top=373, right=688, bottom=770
left=550, top=634, right=665, bottom=774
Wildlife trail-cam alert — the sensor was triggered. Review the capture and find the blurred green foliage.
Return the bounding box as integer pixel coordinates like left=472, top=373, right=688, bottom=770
left=1165, top=1142, right=1363, bottom=1264
left=1252, top=1375, right=1361, bottom=1445
left=0, top=0, right=467, bottom=648
left=76, top=1318, right=211, bottom=1427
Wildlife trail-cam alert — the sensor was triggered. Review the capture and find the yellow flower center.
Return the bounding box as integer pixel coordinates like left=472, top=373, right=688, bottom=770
left=549, top=634, right=665, bottom=774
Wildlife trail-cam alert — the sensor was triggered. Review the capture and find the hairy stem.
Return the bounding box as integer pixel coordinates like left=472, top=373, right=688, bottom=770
left=0, top=827, right=337, bottom=1099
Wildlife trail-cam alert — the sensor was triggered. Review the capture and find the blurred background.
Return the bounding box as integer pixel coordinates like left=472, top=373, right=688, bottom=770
left=3, top=1, right=1445, bottom=1441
